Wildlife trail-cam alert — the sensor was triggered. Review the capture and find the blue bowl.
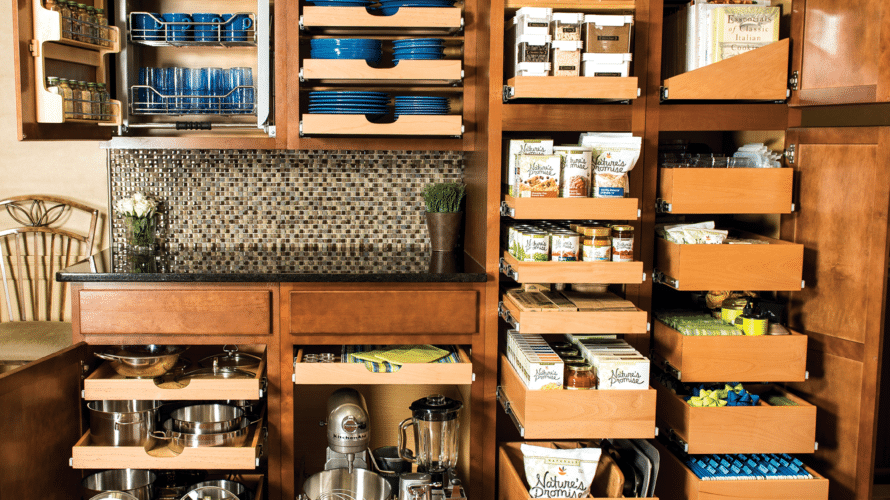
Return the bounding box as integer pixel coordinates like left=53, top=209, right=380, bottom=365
left=310, top=38, right=381, bottom=46
left=393, top=38, right=445, bottom=45
left=310, top=91, right=389, bottom=96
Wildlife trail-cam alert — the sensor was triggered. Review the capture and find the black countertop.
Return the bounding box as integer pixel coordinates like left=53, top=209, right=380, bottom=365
left=57, top=248, right=488, bottom=283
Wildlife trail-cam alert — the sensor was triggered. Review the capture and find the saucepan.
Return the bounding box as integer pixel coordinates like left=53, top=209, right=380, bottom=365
left=145, top=417, right=256, bottom=455
left=82, top=469, right=156, bottom=500
left=170, top=404, right=245, bottom=434
left=94, top=345, right=188, bottom=378
left=185, top=480, right=250, bottom=500
left=88, top=400, right=163, bottom=447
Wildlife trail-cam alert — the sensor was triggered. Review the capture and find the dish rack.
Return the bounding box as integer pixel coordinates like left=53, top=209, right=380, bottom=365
left=128, top=85, right=257, bottom=116
left=127, top=12, right=257, bottom=48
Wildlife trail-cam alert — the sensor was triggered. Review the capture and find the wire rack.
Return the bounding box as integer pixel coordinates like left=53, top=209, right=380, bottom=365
left=129, top=85, right=257, bottom=116
left=128, top=12, right=257, bottom=47
left=61, top=15, right=115, bottom=47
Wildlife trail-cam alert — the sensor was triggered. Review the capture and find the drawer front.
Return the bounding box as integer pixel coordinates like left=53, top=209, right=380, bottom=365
left=288, top=290, right=479, bottom=335
left=78, top=289, right=273, bottom=335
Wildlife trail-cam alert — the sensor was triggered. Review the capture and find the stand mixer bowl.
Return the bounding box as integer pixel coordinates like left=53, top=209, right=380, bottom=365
left=300, top=469, right=391, bottom=500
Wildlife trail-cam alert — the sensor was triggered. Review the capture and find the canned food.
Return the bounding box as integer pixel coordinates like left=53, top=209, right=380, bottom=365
left=551, top=232, right=580, bottom=261
left=611, top=225, right=634, bottom=262
left=522, top=231, right=550, bottom=262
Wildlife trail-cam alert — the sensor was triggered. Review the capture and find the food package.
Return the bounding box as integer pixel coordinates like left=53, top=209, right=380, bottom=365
left=516, top=154, right=561, bottom=198
left=507, top=331, right=564, bottom=390
left=593, top=354, right=650, bottom=390
left=522, top=443, right=602, bottom=498
left=656, top=221, right=715, bottom=243
left=580, top=133, right=642, bottom=198
left=506, top=139, right=554, bottom=196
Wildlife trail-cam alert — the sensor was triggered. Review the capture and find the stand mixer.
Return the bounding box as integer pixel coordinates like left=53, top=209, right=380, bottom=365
left=324, top=388, right=370, bottom=473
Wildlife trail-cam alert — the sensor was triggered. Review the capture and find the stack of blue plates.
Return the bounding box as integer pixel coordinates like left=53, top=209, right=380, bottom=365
left=393, top=95, right=449, bottom=117
left=310, top=38, right=382, bottom=64
left=374, top=0, right=457, bottom=15
left=308, top=91, right=391, bottom=115
left=392, top=38, right=445, bottom=64
left=305, top=0, right=372, bottom=6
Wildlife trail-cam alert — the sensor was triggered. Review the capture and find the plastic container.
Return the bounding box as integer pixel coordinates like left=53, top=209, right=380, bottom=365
left=582, top=52, right=632, bottom=77
left=510, top=12, right=552, bottom=37
left=516, top=34, right=551, bottom=63
left=551, top=40, right=583, bottom=76
left=515, top=62, right=551, bottom=76
left=551, top=12, right=584, bottom=41
left=583, top=14, right=634, bottom=53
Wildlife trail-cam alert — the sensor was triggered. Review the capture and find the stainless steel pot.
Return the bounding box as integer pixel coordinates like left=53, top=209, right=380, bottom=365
left=82, top=469, right=156, bottom=500
left=170, top=404, right=244, bottom=434
left=186, top=481, right=249, bottom=500
left=88, top=400, right=162, bottom=446
left=88, top=492, right=140, bottom=500
left=181, top=486, right=239, bottom=500
left=147, top=418, right=252, bottom=455
left=300, top=469, right=391, bottom=500
left=94, top=345, right=187, bottom=378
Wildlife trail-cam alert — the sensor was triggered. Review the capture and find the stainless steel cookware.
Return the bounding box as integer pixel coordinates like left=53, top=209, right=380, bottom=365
left=176, top=366, right=256, bottom=381
left=88, top=492, right=140, bottom=500
left=170, top=404, right=244, bottom=434
left=88, top=400, right=162, bottom=446
left=181, top=486, right=240, bottom=500
left=398, top=473, right=432, bottom=500
left=94, top=345, right=187, bottom=378
left=199, top=345, right=262, bottom=371
left=147, top=417, right=252, bottom=455
left=300, top=469, right=391, bottom=500
left=82, top=469, right=156, bottom=500
left=186, top=480, right=249, bottom=500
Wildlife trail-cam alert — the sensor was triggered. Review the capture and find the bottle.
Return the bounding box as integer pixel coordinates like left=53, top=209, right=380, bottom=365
left=57, top=78, right=74, bottom=118
left=59, top=0, right=73, bottom=39
left=87, top=82, right=99, bottom=120
left=45, top=0, right=59, bottom=13
left=96, top=8, right=109, bottom=47
left=76, top=4, right=89, bottom=42
left=96, top=82, right=110, bottom=120
left=76, top=80, right=90, bottom=119
left=46, top=76, right=60, bottom=93
left=86, top=6, right=98, bottom=44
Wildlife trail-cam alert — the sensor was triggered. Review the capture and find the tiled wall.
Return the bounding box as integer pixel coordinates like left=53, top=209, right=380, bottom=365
left=109, top=150, right=465, bottom=250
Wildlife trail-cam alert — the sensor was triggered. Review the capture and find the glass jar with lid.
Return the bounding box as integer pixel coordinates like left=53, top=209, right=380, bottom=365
left=565, top=362, right=595, bottom=390
left=75, top=81, right=91, bottom=119
left=76, top=4, right=89, bottom=42
left=611, top=225, right=634, bottom=262
left=96, top=8, right=109, bottom=46
left=87, top=82, right=99, bottom=119
left=57, top=78, right=74, bottom=117
left=85, top=6, right=98, bottom=44
left=96, top=83, right=110, bottom=120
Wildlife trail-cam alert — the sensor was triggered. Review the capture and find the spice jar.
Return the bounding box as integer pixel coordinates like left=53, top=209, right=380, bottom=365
left=59, top=1, right=73, bottom=38
left=96, top=7, right=109, bottom=46
left=611, top=225, right=634, bottom=262
left=565, top=362, right=595, bottom=390
left=76, top=3, right=89, bottom=42
left=57, top=78, right=74, bottom=117
left=550, top=341, right=574, bottom=351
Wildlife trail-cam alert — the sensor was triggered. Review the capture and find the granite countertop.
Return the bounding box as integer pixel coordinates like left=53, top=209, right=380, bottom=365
left=57, top=248, right=487, bottom=283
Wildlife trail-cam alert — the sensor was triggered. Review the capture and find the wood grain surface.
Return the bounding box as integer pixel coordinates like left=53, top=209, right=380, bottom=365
left=506, top=76, right=639, bottom=100
left=292, top=347, right=472, bottom=385
left=301, top=6, right=462, bottom=29
left=658, top=168, right=794, bottom=214
left=502, top=296, right=648, bottom=334
left=503, top=195, right=639, bottom=220
left=503, top=252, right=644, bottom=284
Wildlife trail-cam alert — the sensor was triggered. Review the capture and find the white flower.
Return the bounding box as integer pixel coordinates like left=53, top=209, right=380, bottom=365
left=119, top=198, right=135, bottom=216
left=134, top=199, right=152, bottom=217
left=133, top=192, right=145, bottom=203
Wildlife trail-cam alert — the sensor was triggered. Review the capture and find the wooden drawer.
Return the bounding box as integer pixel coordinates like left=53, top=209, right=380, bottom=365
left=654, top=380, right=817, bottom=454
left=293, top=346, right=473, bottom=385
left=652, top=321, right=808, bottom=382
left=658, top=168, right=794, bottom=214
left=499, top=442, right=658, bottom=500
left=655, top=233, right=804, bottom=291
left=83, top=346, right=267, bottom=401
left=501, top=195, right=639, bottom=220
left=501, top=252, right=645, bottom=285
left=71, top=411, right=266, bottom=470
left=78, top=288, right=274, bottom=335
left=500, top=298, right=648, bottom=335
left=498, top=355, right=655, bottom=439
left=652, top=440, right=828, bottom=500
left=286, top=288, right=479, bottom=336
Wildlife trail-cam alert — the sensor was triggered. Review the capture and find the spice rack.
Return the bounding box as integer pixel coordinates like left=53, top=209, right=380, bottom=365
left=657, top=167, right=795, bottom=214
left=652, top=320, right=808, bottom=383
left=292, top=346, right=473, bottom=385
left=498, top=298, right=648, bottom=335
left=501, top=195, right=639, bottom=220
left=661, top=39, right=790, bottom=102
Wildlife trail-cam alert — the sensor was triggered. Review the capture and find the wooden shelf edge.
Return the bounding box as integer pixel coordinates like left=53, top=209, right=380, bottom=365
left=301, top=6, right=462, bottom=30
left=506, top=76, right=638, bottom=101
left=502, top=297, right=648, bottom=335
left=502, top=194, right=639, bottom=220
left=502, top=251, right=645, bottom=284
left=662, top=39, right=790, bottom=101
left=504, top=0, right=635, bottom=10
left=302, top=59, right=462, bottom=83
left=293, top=347, right=472, bottom=385
left=301, top=114, right=462, bottom=136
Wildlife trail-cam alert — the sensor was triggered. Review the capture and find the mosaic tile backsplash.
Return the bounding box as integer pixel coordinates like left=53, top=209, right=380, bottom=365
left=110, top=150, right=464, bottom=250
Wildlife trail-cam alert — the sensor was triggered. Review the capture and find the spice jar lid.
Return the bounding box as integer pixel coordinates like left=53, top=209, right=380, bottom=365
left=566, top=363, right=592, bottom=371
left=584, top=226, right=612, bottom=237
left=611, top=224, right=635, bottom=232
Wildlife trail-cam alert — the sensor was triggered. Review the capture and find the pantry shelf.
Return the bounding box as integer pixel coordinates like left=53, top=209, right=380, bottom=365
left=300, top=7, right=463, bottom=33
left=293, top=347, right=473, bottom=385
left=657, top=168, right=794, bottom=214
left=300, top=59, right=462, bottom=84
left=652, top=440, right=828, bottom=500
left=661, top=39, right=790, bottom=102
left=654, top=380, right=817, bottom=455
left=498, top=356, right=656, bottom=439
left=654, top=232, right=804, bottom=291
left=82, top=360, right=266, bottom=401
left=70, top=417, right=265, bottom=469
left=652, top=320, right=808, bottom=382
left=501, top=252, right=644, bottom=284
left=300, top=114, right=462, bottom=136
left=501, top=195, right=639, bottom=220
left=504, top=76, right=638, bottom=101
left=499, top=299, right=648, bottom=334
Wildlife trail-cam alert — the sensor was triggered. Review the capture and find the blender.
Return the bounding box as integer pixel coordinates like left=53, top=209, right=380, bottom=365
left=397, top=394, right=463, bottom=488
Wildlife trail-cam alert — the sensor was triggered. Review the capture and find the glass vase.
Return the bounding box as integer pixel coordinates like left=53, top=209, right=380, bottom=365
left=124, top=214, right=157, bottom=255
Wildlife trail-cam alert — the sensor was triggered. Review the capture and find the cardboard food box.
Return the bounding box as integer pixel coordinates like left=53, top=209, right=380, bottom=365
left=516, top=154, right=562, bottom=198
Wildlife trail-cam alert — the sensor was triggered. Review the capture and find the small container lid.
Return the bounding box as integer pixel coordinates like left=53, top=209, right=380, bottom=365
left=551, top=40, right=584, bottom=51
left=584, top=14, right=633, bottom=26
left=552, top=12, right=584, bottom=24
left=515, top=6, right=553, bottom=18
left=566, top=362, right=592, bottom=371
left=583, top=52, right=633, bottom=63
left=516, top=34, right=552, bottom=45
left=611, top=224, right=635, bottom=233
left=409, top=394, right=463, bottom=421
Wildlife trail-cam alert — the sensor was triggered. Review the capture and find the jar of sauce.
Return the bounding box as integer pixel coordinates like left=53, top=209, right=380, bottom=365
left=561, top=355, right=585, bottom=365
left=565, top=362, right=595, bottom=390
left=611, top=225, right=634, bottom=262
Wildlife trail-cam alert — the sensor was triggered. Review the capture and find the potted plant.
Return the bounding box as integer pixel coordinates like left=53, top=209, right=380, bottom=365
left=423, top=182, right=466, bottom=252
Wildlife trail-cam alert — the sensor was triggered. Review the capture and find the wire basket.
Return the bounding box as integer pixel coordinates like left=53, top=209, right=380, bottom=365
left=129, top=85, right=257, bottom=116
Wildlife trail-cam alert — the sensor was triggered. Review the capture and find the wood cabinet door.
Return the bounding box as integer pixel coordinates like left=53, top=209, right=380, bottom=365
left=789, top=0, right=890, bottom=105
left=779, top=127, right=890, bottom=500
left=0, top=343, right=86, bottom=499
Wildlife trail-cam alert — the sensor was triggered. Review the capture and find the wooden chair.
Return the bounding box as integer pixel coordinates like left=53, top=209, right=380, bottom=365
left=0, top=195, right=98, bottom=365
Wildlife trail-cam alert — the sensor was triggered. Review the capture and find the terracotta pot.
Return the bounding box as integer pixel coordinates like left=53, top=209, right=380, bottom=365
left=425, top=212, right=463, bottom=252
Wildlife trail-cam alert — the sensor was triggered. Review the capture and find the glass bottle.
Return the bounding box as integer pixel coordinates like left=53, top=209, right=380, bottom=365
left=46, top=76, right=60, bottom=93
left=85, top=6, right=98, bottom=44
left=96, top=8, right=109, bottom=47
left=76, top=80, right=90, bottom=119
left=76, top=4, right=89, bottom=42
left=57, top=78, right=74, bottom=119
left=59, top=1, right=73, bottom=39
left=45, top=0, right=59, bottom=13
left=87, top=82, right=99, bottom=119
left=96, top=82, right=110, bottom=120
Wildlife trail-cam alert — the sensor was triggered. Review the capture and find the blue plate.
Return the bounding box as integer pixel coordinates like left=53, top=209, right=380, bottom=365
left=393, top=47, right=444, bottom=52
left=393, top=39, right=445, bottom=45
left=310, top=39, right=381, bottom=47
left=309, top=107, right=390, bottom=112
left=310, top=97, right=390, bottom=102
left=307, top=1, right=371, bottom=5
left=393, top=41, right=445, bottom=47
left=308, top=110, right=388, bottom=115
left=394, top=55, right=444, bottom=61
left=310, top=91, right=389, bottom=97
left=394, top=96, right=448, bottom=100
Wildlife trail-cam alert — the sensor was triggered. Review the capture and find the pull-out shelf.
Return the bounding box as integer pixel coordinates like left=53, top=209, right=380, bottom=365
left=293, top=346, right=473, bottom=385
left=501, top=252, right=645, bottom=284
left=499, top=299, right=648, bottom=335
left=657, top=167, right=794, bottom=214
left=500, top=195, right=639, bottom=220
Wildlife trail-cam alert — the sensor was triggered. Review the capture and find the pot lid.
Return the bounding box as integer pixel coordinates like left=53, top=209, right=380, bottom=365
left=177, top=366, right=255, bottom=381
left=409, top=394, right=462, bottom=421
left=199, top=346, right=262, bottom=369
